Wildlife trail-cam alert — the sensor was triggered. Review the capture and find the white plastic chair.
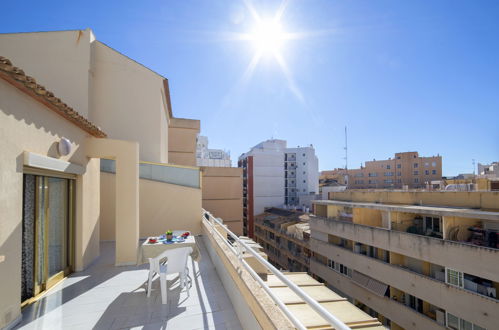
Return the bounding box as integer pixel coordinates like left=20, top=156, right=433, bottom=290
left=146, top=246, right=193, bottom=304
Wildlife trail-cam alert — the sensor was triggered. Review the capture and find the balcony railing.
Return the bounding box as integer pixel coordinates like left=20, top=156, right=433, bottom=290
left=101, top=158, right=201, bottom=188
left=203, top=209, right=351, bottom=330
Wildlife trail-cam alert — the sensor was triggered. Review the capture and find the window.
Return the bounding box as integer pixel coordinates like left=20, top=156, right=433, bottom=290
left=303, top=180, right=306, bottom=183
left=414, top=178, right=419, bottom=183
left=302, top=153, right=305, bottom=157
left=432, top=161, right=437, bottom=167
left=446, top=268, right=464, bottom=288
left=425, top=170, right=429, bottom=175
left=354, top=173, right=364, bottom=177
left=368, top=173, right=378, bottom=177
left=397, top=164, right=401, bottom=168
left=446, top=312, right=485, bottom=330
left=386, top=165, right=391, bottom=169
left=327, top=259, right=335, bottom=269
left=425, top=162, right=429, bottom=167
left=397, top=172, right=402, bottom=176
left=303, top=189, right=306, bottom=192
left=384, top=179, right=393, bottom=184
left=368, top=180, right=377, bottom=184
left=414, top=163, right=418, bottom=168
left=303, top=171, right=306, bottom=174
left=424, top=216, right=442, bottom=236
left=414, top=170, right=419, bottom=175
left=303, top=162, right=305, bottom=165
left=384, top=172, right=394, bottom=176
left=432, top=170, right=437, bottom=175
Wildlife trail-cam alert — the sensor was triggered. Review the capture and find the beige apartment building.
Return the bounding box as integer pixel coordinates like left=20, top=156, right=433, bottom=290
left=311, top=190, right=499, bottom=330
left=324, top=151, right=442, bottom=189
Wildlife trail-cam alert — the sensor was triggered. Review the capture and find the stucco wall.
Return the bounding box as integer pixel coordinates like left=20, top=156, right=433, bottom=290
left=100, top=172, right=202, bottom=240
left=0, top=79, right=100, bottom=328
left=90, top=41, right=169, bottom=163
left=168, top=118, right=200, bottom=166
left=0, top=30, right=93, bottom=118
left=201, top=167, right=243, bottom=235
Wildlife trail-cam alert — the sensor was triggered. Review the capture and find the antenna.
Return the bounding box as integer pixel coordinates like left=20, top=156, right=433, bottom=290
left=344, top=126, right=348, bottom=186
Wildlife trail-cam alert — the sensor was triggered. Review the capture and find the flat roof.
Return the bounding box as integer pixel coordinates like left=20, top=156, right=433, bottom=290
left=313, top=200, right=499, bottom=221
left=266, top=273, right=384, bottom=329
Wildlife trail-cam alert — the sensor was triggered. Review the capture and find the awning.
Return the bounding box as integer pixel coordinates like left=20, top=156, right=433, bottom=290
left=352, top=271, right=388, bottom=297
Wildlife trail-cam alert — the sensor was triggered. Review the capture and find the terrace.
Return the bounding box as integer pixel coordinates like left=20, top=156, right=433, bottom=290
left=14, top=212, right=385, bottom=330
left=16, top=239, right=242, bottom=330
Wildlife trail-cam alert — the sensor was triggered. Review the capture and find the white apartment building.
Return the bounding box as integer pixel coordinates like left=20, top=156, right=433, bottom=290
left=238, top=139, right=319, bottom=237
left=196, top=135, right=232, bottom=167
left=285, top=146, right=319, bottom=206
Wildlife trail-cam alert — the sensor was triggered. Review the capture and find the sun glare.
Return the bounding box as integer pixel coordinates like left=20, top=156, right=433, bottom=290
left=251, top=20, right=285, bottom=54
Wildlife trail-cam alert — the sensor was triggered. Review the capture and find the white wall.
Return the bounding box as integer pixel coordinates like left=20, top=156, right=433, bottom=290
left=285, top=146, right=319, bottom=205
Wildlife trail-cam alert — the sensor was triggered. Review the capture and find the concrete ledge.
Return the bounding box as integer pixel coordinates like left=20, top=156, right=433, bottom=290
left=202, top=220, right=294, bottom=330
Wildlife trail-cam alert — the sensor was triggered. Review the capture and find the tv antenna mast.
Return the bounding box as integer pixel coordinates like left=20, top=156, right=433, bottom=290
left=344, top=126, right=348, bottom=186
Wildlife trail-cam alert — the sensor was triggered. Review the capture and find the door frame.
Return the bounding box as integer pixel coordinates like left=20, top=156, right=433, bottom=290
left=21, top=171, right=75, bottom=307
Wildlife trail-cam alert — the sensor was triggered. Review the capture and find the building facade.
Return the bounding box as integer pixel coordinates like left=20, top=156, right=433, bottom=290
left=311, top=190, right=499, bottom=330
left=196, top=135, right=232, bottom=167
left=324, top=152, right=442, bottom=189
left=478, top=162, right=499, bottom=178
left=238, top=139, right=319, bottom=237
left=253, top=208, right=311, bottom=273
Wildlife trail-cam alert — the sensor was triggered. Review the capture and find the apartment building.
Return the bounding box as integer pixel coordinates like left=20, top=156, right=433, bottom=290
left=311, top=190, right=499, bottom=330
left=284, top=146, right=320, bottom=206
left=238, top=139, right=319, bottom=237
left=254, top=208, right=311, bottom=273
left=324, top=151, right=442, bottom=189
left=196, top=135, right=232, bottom=167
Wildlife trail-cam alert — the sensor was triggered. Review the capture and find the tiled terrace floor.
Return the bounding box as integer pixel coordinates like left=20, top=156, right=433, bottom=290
left=16, top=237, right=242, bottom=330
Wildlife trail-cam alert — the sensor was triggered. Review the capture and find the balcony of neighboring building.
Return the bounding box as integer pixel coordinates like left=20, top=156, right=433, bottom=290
left=312, top=201, right=499, bottom=283
left=310, top=257, right=445, bottom=330
left=285, top=153, right=297, bottom=162
left=310, top=236, right=498, bottom=329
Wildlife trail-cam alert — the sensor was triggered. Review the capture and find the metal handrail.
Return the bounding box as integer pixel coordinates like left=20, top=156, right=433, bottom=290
left=202, top=209, right=351, bottom=330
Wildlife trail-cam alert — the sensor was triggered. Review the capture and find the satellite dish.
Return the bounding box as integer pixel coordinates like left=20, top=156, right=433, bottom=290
left=58, top=137, right=71, bottom=156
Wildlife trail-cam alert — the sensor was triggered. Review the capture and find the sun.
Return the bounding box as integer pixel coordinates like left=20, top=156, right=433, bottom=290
left=250, top=19, right=286, bottom=54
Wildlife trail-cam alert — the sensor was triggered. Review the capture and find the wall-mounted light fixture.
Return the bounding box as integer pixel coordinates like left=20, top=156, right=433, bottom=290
left=58, top=137, right=71, bottom=156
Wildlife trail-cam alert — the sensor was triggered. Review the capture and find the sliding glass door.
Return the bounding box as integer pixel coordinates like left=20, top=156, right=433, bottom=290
left=22, top=174, right=74, bottom=303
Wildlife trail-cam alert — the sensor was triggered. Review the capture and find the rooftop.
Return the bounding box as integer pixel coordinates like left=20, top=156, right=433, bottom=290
left=313, top=199, right=499, bottom=221
left=0, top=56, right=106, bottom=138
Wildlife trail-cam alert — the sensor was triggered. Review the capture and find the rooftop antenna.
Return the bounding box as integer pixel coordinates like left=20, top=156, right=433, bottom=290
left=344, top=126, right=348, bottom=186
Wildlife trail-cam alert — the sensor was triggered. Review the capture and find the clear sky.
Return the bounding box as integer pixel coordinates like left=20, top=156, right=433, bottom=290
left=2, top=0, right=498, bottom=175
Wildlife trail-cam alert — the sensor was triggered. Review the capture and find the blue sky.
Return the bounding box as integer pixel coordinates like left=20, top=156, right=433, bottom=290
left=1, top=0, right=498, bottom=175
